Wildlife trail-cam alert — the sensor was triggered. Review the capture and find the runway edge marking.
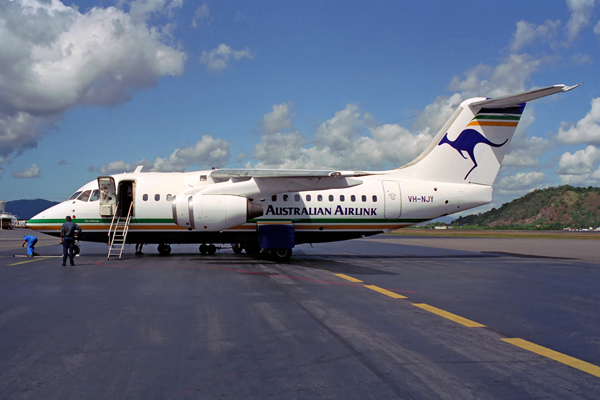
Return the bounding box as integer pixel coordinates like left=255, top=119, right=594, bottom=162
left=502, top=338, right=600, bottom=378
left=413, top=303, right=486, bottom=327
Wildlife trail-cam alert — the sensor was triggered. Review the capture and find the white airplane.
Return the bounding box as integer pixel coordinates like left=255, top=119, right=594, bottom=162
left=28, top=84, right=579, bottom=260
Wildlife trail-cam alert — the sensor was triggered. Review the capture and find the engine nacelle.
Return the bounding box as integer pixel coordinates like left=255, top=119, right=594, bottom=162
left=172, top=194, right=263, bottom=231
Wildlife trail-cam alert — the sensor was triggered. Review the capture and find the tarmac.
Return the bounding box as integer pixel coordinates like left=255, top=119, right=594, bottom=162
left=1, top=228, right=600, bottom=399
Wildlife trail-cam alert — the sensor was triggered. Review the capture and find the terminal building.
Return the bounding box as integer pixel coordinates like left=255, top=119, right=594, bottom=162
left=0, top=200, right=18, bottom=229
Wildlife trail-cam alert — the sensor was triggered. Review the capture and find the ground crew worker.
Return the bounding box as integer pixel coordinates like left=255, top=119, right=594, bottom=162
left=61, top=216, right=82, bottom=266
left=22, top=235, right=38, bottom=257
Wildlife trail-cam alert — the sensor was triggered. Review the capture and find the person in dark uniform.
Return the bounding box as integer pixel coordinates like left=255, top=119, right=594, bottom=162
left=22, top=235, right=38, bottom=257
left=61, top=216, right=82, bottom=266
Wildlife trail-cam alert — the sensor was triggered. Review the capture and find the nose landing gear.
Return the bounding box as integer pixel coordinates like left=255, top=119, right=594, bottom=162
left=157, top=244, right=171, bottom=256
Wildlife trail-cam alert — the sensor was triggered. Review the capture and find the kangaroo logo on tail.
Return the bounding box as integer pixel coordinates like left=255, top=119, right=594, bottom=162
left=438, top=129, right=508, bottom=179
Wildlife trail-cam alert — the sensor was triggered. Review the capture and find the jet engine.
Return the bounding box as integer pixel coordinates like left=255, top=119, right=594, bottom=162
left=172, top=194, right=263, bottom=231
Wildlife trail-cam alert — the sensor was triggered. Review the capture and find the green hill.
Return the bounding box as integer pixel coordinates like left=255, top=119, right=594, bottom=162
left=451, top=185, right=600, bottom=230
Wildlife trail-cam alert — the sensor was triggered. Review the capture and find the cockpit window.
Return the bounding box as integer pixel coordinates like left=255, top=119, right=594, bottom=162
left=77, top=190, right=92, bottom=202
left=68, top=191, right=82, bottom=200
left=90, top=190, right=100, bottom=202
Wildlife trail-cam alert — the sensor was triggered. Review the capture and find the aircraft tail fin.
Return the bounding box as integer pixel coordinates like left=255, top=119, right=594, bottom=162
left=398, top=84, right=579, bottom=186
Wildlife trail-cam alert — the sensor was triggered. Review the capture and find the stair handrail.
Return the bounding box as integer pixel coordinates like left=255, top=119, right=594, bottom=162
left=118, top=202, right=134, bottom=258
left=107, top=201, right=120, bottom=244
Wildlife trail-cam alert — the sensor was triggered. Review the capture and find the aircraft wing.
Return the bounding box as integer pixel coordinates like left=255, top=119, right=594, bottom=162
left=211, top=168, right=374, bottom=179
left=470, top=84, right=581, bottom=109
left=177, top=169, right=380, bottom=199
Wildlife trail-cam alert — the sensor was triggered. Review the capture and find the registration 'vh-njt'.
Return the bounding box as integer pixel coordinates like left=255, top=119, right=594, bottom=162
left=27, top=84, right=579, bottom=260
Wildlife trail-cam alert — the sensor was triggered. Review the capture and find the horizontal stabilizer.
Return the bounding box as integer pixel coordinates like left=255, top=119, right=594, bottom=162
left=470, top=84, right=581, bottom=109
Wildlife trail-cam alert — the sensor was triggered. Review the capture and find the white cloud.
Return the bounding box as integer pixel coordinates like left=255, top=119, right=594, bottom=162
left=260, top=102, right=296, bottom=135
left=557, top=145, right=600, bottom=175
left=192, top=3, right=210, bottom=28
left=199, top=44, right=253, bottom=71
left=11, top=163, right=40, bottom=178
left=245, top=103, right=433, bottom=171
left=122, top=0, right=184, bottom=23
left=510, top=19, right=560, bottom=51
left=571, top=53, right=592, bottom=64
left=0, top=0, right=186, bottom=171
left=594, top=20, right=600, bottom=35
left=98, top=160, right=135, bottom=175
left=98, top=135, right=232, bottom=173
left=496, top=171, right=546, bottom=191
left=566, top=0, right=597, bottom=43
left=448, top=53, right=544, bottom=98
left=556, top=97, right=600, bottom=144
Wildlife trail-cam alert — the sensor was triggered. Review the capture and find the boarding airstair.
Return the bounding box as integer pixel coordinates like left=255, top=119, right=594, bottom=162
left=107, top=202, right=133, bottom=259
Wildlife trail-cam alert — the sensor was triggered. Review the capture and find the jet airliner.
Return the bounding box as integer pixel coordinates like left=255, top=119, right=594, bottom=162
left=27, top=84, right=579, bottom=260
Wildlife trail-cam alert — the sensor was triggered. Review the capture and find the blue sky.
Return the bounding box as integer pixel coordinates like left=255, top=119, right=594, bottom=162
left=1, top=0, right=600, bottom=216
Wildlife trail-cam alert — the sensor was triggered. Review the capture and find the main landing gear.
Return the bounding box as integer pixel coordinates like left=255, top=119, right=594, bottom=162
left=199, top=244, right=217, bottom=255
left=195, top=242, right=293, bottom=261
left=157, top=244, right=171, bottom=256
left=265, top=248, right=293, bottom=261
left=237, top=243, right=293, bottom=261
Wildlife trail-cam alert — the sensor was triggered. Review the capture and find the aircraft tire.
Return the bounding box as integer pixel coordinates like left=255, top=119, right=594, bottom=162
left=158, top=244, right=171, bottom=256
left=232, top=243, right=243, bottom=254
left=271, top=248, right=292, bottom=261
left=199, top=244, right=208, bottom=255
left=207, top=244, right=217, bottom=255
left=73, top=244, right=80, bottom=256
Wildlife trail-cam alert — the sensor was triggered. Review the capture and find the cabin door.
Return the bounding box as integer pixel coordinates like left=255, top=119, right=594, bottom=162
left=382, top=181, right=401, bottom=219
left=97, top=176, right=117, bottom=217
left=117, top=180, right=135, bottom=218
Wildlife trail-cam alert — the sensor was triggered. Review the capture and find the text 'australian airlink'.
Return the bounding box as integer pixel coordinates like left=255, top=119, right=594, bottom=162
left=265, top=205, right=378, bottom=216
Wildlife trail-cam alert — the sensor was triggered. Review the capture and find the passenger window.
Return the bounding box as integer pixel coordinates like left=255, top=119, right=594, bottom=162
left=155, top=194, right=160, bottom=201
left=272, top=195, right=277, bottom=201
left=294, top=194, right=300, bottom=202
left=200, top=175, right=207, bottom=181
left=306, top=194, right=311, bottom=202
left=340, top=195, right=345, bottom=202
left=90, top=190, right=100, bottom=202
left=283, top=194, right=289, bottom=202
left=351, top=195, right=356, bottom=202
left=362, top=195, right=367, bottom=202
left=68, top=191, right=82, bottom=201
left=167, top=194, right=172, bottom=201
left=328, top=195, right=334, bottom=202
left=317, top=195, right=323, bottom=202
left=143, top=194, right=148, bottom=201
left=372, top=195, right=377, bottom=202
left=77, top=190, right=91, bottom=202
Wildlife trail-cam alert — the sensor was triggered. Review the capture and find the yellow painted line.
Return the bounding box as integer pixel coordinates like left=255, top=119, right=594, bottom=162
left=334, top=273, right=363, bottom=283
left=502, top=338, right=600, bottom=378
left=8, top=257, right=50, bottom=266
left=413, top=303, right=485, bottom=327
left=364, top=285, right=407, bottom=299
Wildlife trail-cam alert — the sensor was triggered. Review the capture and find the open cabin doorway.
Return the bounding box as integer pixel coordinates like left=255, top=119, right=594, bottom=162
left=117, top=180, right=135, bottom=218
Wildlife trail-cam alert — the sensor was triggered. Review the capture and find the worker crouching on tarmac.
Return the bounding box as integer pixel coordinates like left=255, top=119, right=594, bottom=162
left=22, top=235, right=39, bottom=257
